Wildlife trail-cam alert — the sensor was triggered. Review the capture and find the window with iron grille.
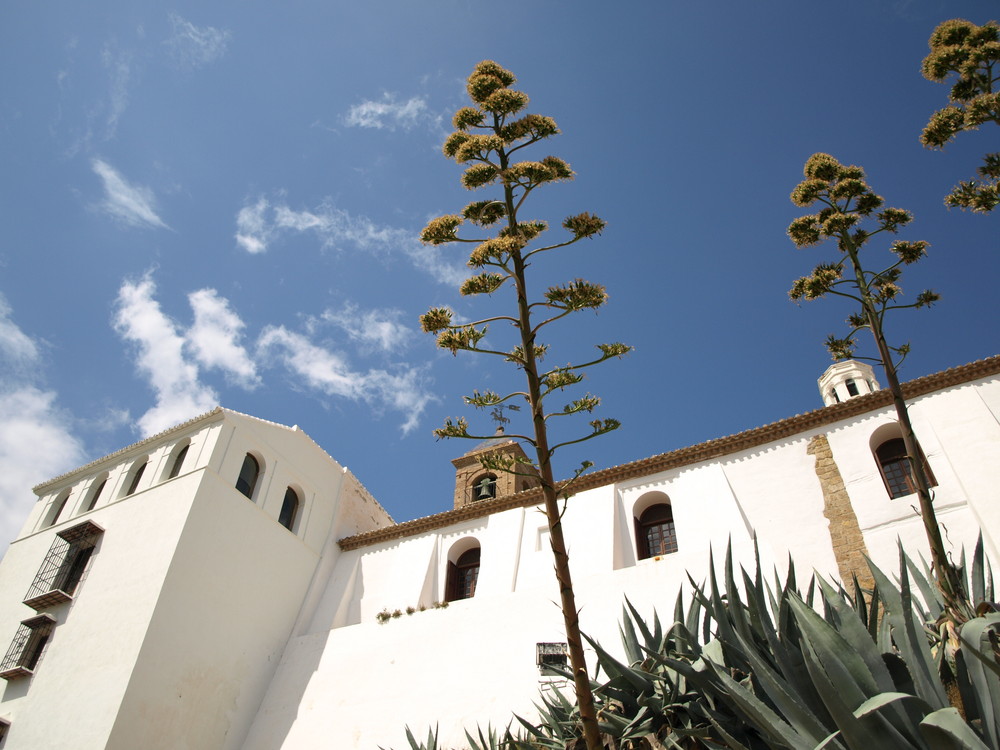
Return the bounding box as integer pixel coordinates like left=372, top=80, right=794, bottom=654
left=635, top=503, right=678, bottom=559
left=874, top=438, right=937, bottom=499
left=0, top=614, right=55, bottom=680
left=23, top=521, right=103, bottom=611
left=536, top=642, right=568, bottom=675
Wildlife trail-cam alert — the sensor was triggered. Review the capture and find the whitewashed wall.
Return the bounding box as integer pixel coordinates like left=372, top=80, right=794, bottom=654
left=0, top=410, right=392, bottom=750
left=243, top=375, right=1000, bottom=750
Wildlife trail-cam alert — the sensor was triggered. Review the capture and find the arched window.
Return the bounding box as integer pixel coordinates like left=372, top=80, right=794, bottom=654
left=446, top=547, right=481, bottom=602
left=472, top=474, right=497, bottom=502
left=236, top=453, right=260, bottom=500
left=279, top=487, right=299, bottom=531
left=124, top=460, right=147, bottom=497
left=45, top=492, right=70, bottom=528
left=84, top=476, right=107, bottom=512
left=167, top=444, right=189, bottom=480
left=635, top=503, right=678, bottom=559
left=875, top=437, right=936, bottom=499
left=845, top=378, right=860, bottom=397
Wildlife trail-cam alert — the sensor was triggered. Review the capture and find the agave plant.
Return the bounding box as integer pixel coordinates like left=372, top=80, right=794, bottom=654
left=596, top=540, right=1000, bottom=749
left=393, top=540, right=997, bottom=749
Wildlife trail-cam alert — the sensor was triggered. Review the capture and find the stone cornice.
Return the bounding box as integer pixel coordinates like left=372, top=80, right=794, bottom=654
left=338, top=355, right=1000, bottom=551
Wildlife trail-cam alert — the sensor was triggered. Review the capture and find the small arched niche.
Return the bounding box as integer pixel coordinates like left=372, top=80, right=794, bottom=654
left=162, top=440, right=191, bottom=482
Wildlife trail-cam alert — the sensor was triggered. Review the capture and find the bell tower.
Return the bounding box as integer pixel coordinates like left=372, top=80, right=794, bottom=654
left=818, top=360, right=881, bottom=406
left=451, top=428, right=540, bottom=510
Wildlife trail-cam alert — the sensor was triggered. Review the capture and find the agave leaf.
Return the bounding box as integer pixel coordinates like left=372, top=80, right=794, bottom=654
left=742, top=566, right=818, bottom=709
left=620, top=602, right=643, bottom=666
left=624, top=597, right=659, bottom=654
left=868, top=555, right=949, bottom=708
left=867, top=579, right=882, bottom=642
left=698, top=659, right=816, bottom=750
left=918, top=707, right=991, bottom=749
left=513, top=713, right=545, bottom=739
left=971, top=534, right=987, bottom=605
left=902, top=553, right=939, bottom=620
left=724, top=543, right=755, bottom=645
left=584, top=633, right=655, bottom=696
left=702, top=709, right=754, bottom=750
left=959, top=613, right=1000, bottom=678
left=787, top=594, right=882, bottom=697
left=816, top=577, right=897, bottom=695
left=957, top=614, right=1000, bottom=746
left=794, top=624, right=918, bottom=750
left=852, top=691, right=932, bottom=717
left=848, top=574, right=866, bottom=628
left=726, top=623, right=833, bottom=743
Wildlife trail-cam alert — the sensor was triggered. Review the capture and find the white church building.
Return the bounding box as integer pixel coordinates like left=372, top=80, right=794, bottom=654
left=0, top=356, right=997, bottom=749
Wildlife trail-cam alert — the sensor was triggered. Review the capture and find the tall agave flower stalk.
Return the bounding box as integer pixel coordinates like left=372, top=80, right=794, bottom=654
left=419, top=61, right=631, bottom=750
left=786, top=153, right=969, bottom=623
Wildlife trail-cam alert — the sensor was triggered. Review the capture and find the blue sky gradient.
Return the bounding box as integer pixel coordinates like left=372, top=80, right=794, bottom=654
left=1, top=1, right=997, bottom=548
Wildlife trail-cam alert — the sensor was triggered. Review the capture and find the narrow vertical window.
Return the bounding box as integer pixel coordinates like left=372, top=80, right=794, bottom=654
left=236, top=454, right=260, bottom=500
left=85, top=477, right=107, bottom=512
left=446, top=547, right=481, bottom=602
left=278, top=487, right=299, bottom=531
left=845, top=378, right=860, bottom=397
left=125, top=461, right=147, bottom=496
left=168, top=444, right=189, bottom=479
left=45, top=493, right=70, bottom=528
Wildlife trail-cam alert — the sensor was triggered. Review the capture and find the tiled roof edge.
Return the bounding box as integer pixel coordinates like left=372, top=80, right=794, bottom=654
left=32, top=408, right=226, bottom=494
left=338, top=354, right=1000, bottom=551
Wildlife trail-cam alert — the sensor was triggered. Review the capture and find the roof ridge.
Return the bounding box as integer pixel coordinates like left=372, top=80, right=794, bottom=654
left=338, top=354, right=1000, bottom=550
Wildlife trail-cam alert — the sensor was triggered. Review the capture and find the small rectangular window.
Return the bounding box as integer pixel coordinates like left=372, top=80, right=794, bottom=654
left=536, top=642, right=569, bottom=675
left=0, top=614, right=56, bottom=680
left=23, top=521, right=103, bottom=611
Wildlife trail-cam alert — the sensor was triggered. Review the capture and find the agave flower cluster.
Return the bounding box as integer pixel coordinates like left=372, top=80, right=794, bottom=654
left=418, top=60, right=630, bottom=447
left=921, top=18, right=1000, bottom=213
left=787, top=153, right=938, bottom=362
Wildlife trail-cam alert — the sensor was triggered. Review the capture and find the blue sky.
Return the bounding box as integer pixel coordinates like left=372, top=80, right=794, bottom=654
left=1, top=1, right=997, bottom=548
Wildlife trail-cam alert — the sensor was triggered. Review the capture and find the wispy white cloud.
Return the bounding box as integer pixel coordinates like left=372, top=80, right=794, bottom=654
left=114, top=274, right=217, bottom=437
left=0, top=388, right=87, bottom=544
left=187, top=289, right=260, bottom=388
left=234, top=196, right=465, bottom=285
left=165, top=13, right=231, bottom=69
left=0, top=296, right=40, bottom=370
left=235, top=197, right=269, bottom=254
left=92, top=159, right=169, bottom=229
left=0, top=296, right=86, bottom=551
left=114, top=275, right=432, bottom=436
left=344, top=93, right=432, bottom=131
left=257, top=326, right=433, bottom=435
left=100, top=43, right=133, bottom=139
left=317, top=304, right=414, bottom=354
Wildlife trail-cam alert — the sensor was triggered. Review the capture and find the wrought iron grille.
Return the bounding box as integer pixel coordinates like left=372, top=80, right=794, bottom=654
left=536, top=642, right=569, bottom=675
left=23, top=521, right=103, bottom=611
left=0, top=614, right=55, bottom=680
